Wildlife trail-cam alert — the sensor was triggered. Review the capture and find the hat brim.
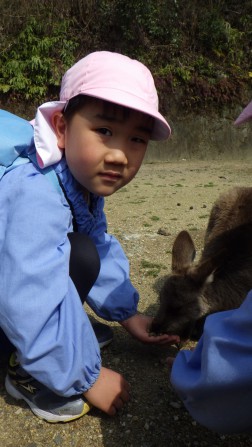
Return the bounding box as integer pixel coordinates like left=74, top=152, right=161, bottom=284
left=234, top=100, right=252, bottom=125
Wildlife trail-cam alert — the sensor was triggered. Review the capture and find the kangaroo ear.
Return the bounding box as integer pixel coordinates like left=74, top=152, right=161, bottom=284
left=172, top=230, right=196, bottom=273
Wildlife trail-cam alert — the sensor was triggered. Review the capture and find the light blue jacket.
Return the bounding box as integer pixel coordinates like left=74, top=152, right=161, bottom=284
left=171, top=290, right=252, bottom=434
left=0, top=110, right=139, bottom=396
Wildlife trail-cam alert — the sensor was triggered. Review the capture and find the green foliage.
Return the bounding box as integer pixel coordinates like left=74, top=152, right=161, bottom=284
left=84, top=0, right=180, bottom=59
left=197, top=12, right=244, bottom=63
left=0, top=15, right=77, bottom=100
left=0, top=0, right=251, bottom=110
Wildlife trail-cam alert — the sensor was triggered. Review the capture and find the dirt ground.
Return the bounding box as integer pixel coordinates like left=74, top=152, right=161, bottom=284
left=1, top=159, right=252, bottom=447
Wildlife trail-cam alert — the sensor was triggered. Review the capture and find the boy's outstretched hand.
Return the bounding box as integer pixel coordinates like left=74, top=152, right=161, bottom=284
left=84, top=366, right=130, bottom=416
left=120, top=313, right=180, bottom=345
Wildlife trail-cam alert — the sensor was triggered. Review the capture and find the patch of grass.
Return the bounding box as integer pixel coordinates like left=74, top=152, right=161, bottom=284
left=141, top=260, right=162, bottom=268
left=143, top=222, right=152, bottom=227
left=195, top=182, right=215, bottom=188
left=203, top=182, right=215, bottom=187
left=150, top=215, right=160, bottom=221
left=140, top=260, right=166, bottom=277
left=128, top=199, right=146, bottom=204
left=198, top=214, right=209, bottom=219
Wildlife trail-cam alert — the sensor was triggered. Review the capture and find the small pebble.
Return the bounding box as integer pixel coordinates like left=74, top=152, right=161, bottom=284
left=157, top=228, right=171, bottom=236
left=54, top=434, right=63, bottom=446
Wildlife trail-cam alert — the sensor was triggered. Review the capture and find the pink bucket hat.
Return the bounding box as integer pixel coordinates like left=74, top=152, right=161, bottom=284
left=34, top=51, right=171, bottom=168
left=234, top=99, right=252, bottom=126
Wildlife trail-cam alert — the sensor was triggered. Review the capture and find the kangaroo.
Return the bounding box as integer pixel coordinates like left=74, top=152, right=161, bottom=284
left=151, top=186, right=252, bottom=340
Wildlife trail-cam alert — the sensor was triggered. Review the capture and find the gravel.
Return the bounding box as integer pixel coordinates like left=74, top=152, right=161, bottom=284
left=1, top=159, right=252, bottom=447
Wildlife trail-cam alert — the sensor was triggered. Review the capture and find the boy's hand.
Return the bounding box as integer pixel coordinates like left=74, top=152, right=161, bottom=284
left=120, top=313, right=180, bottom=345
left=83, top=367, right=130, bottom=416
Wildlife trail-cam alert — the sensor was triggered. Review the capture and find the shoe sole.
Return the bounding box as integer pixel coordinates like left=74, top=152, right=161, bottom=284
left=5, top=375, right=91, bottom=423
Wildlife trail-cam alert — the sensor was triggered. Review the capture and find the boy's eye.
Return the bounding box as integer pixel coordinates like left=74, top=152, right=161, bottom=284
left=132, top=136, right=147, bottom=144
left=97, top=127, right=112, bottom=136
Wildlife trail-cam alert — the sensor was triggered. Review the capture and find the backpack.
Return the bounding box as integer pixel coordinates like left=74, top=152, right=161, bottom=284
left=0, top=109, right=61, bottom=192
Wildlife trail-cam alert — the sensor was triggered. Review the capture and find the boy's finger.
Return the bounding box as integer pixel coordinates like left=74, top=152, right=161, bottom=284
left=147, top=334, right=180, bottom=344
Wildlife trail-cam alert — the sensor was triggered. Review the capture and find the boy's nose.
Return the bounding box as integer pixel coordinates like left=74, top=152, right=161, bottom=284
left=104, top=147, right=128, bottom=165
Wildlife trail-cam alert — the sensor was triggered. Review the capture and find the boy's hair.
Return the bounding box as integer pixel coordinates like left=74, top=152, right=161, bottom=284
left=63, top=95, right=154, bottom=133
left=63, top=95, right=87, bottom=121
left=63, top=95, right=131, bottom=123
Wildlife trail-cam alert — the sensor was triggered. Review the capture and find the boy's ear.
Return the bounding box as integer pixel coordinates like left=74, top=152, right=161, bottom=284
left=51, top=112, right=66, bottom=149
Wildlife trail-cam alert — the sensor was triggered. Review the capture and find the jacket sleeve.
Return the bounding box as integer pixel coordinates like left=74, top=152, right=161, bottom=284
left=86, top=211, right=139, bottom=321
left=170, top=290, right=252, bottom=434
left=0, top=163, right=101, bottom=397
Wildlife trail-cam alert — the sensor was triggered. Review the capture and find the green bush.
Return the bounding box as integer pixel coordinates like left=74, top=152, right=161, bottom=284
left=0, top=16, right=77, bottom=100
left=0, top=0, right=251, bottom=110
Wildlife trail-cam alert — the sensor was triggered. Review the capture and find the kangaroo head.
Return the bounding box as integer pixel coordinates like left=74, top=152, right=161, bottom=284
left=151, top=230, right=215, bottom=340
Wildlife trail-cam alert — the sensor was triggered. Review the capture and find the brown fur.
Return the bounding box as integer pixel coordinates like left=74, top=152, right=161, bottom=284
left=151, top=187, right=252, bottom=340
left=205, top=186, right=252, bottom=243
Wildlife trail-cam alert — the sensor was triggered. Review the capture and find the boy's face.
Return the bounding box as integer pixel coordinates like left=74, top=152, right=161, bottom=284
left=53, top=98, right=153, bottom=196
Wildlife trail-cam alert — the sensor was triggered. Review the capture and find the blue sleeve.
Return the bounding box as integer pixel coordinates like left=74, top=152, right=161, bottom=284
left=0, top=164, right=101, bottom=397
left=87, top=214, right=139, bottom=321
left=170, top=290, right=252, bottom=434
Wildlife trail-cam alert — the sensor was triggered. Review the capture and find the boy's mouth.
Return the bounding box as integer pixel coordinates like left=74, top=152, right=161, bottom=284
left=99, top=171, right=123, bottom=182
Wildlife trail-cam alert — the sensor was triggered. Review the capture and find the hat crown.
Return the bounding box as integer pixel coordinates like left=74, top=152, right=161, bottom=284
left=60, top=51, right=158, bottom=110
